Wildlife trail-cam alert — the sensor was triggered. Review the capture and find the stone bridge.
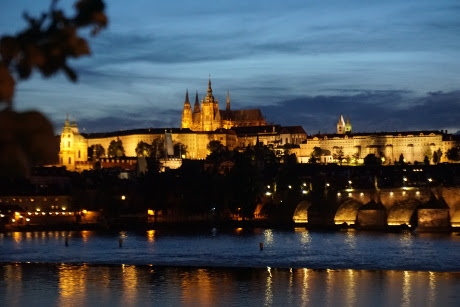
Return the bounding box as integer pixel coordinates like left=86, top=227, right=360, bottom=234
left=293, top=187, right=460, bottom=230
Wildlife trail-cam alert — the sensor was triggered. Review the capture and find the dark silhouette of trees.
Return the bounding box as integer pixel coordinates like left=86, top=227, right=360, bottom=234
left=173, top=142, right=187, bottom=157
left=364, top=154, right=382, bottom=166
left=207, top=140, right=226, bottom=154
left=424, top=155, right=430, bottom=165
left=88, top=144, right=105, bottom=160
left=447, top=146, right=460, bottom=161
left=135, top=141, right=152, bottom=157
left=108, top=139, right=125, bottom=158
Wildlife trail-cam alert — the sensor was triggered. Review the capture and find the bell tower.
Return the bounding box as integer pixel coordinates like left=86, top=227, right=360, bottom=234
left=181, top=90, right=192, bottom=129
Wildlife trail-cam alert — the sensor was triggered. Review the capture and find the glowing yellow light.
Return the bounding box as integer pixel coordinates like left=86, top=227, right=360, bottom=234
left=303, top=183, right=307, bottom=186
left=11, top=219, right=16, bottom=222
left=326, top=183, right=330, bottom=187
left=62, top=207, right=67, bottom=211
left=82, top=210, right=87, bottom=214
left=302, top=190, right=307, bottom=194
left=267, top=185, right=271, bottom=189
left=337, top=192, right=341, bottom=197
left=121, top=195, right=126, bottom=200
left=36, top=208, right=41, bottom=212
left=147, top=209, right=154, bottom=216
left=265, top=191, right=272, bottom=196
left=27, top=212, right=32, bottom=215
left=42, top=212, right=46, bottom=215
left=26, top=218, right=30, bottom=222
left=403, top=177, right=407, bottom=181
left=14, top=212, right=20, bottom=216
left=288, top=185, right=292, bottom=189
left=428, top=178, right=433, bottom=182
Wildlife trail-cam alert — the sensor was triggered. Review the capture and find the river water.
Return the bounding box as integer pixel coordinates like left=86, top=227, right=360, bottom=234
left=1, top=228, right=460, bottom=306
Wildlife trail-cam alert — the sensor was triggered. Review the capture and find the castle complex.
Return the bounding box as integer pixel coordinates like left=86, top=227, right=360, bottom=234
left=58, top=80, right=458, bottom=171
left=296, top=115, right=456, bottom=164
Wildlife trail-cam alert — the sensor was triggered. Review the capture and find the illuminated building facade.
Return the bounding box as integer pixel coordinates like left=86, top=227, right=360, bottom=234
left=296, top=115, right=457, bottom=164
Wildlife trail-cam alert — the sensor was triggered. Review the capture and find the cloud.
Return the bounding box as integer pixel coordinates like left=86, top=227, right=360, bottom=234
left=259, top=90, right=460, bottom=134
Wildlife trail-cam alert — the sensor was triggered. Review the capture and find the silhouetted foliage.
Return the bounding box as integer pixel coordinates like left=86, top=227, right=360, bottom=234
left=424, top=155, right=430, bottom=165
left=108, top=139, right=125, bottom=158
left=364, top=154, right=381, bottom=166
left=88, top=144, right=105, bottom=160
left=0, top=0, right=107, bottom=106
left=447, top=146, right=460, bottom=161
left=135, top=141, right=152, bottom=157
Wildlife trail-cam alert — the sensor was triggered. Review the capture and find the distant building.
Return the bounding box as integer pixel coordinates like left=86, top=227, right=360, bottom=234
left=296, top=115, right=457, bottom=164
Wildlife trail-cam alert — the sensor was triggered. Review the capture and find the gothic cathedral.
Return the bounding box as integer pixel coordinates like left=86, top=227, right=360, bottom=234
left=181, top=79, right=267, bottom=131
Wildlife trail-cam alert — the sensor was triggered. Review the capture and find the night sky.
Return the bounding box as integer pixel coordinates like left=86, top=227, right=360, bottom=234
left=1, top=0, right=459, bottom=134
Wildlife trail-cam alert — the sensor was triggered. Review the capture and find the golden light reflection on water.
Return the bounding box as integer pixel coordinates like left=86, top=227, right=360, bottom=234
left=81, top=230, right=90, bottom=243
left=122, top=264, right=139, bottom=306
left=265, top=267, right=273, bottom=306
left=12, top=232, right=22, bottom=243
left=58, top=264, right=88, bottom=306
left=402, top=270, right=411, bottom=307
left=428, top=271, right=436, bottom=307
left=346, top=269, right=356, bottom=307
left=181, top=268, right=215, bottom=306
left=301, top=268, right=309, bottom=307
left=147, top=230, right=156, bottom=243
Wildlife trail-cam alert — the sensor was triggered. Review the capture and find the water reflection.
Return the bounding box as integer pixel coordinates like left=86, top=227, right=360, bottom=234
left=122, top=265, right=138, bottom=306
left=58, top=264, right=88, bottom=306
left=265, top=267, right=272, bottom=306
left=147, top=230, right=155, bottom=243
left=0, top=264, right=459, bottom=306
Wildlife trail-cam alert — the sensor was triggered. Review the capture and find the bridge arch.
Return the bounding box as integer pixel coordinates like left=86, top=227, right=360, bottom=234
left=334, top=198, right=364, bottom=225
left=387, top=198, right=421, bottom=226
left=293, top=200, right=313, bottom=223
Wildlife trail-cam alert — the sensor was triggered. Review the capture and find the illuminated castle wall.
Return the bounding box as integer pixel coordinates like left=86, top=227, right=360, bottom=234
left=297, top=115, right=456, bottom=164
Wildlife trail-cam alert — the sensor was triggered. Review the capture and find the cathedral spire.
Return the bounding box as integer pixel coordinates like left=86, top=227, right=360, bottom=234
left=226, top=90, right=231, bottom=111
left=207, top=77, right=213, bottom=97
left=184, top=89, right=190, bottom=106
left=193, top=91, right=200, bottom=113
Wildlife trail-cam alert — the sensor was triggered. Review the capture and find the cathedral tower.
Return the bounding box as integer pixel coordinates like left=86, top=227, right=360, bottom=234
left=181, top=90, right=192, bottom=129
left=201, top=78, right=219, bottom=131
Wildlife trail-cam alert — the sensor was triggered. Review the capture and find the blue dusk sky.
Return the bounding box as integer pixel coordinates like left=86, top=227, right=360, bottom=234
left=1, top=0, right=459, bottom=134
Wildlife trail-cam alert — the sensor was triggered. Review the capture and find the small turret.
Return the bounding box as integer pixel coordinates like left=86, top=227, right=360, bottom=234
left=345, top=116, right=352, bottom=133
left=337, top=114, right=346, bottom=134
